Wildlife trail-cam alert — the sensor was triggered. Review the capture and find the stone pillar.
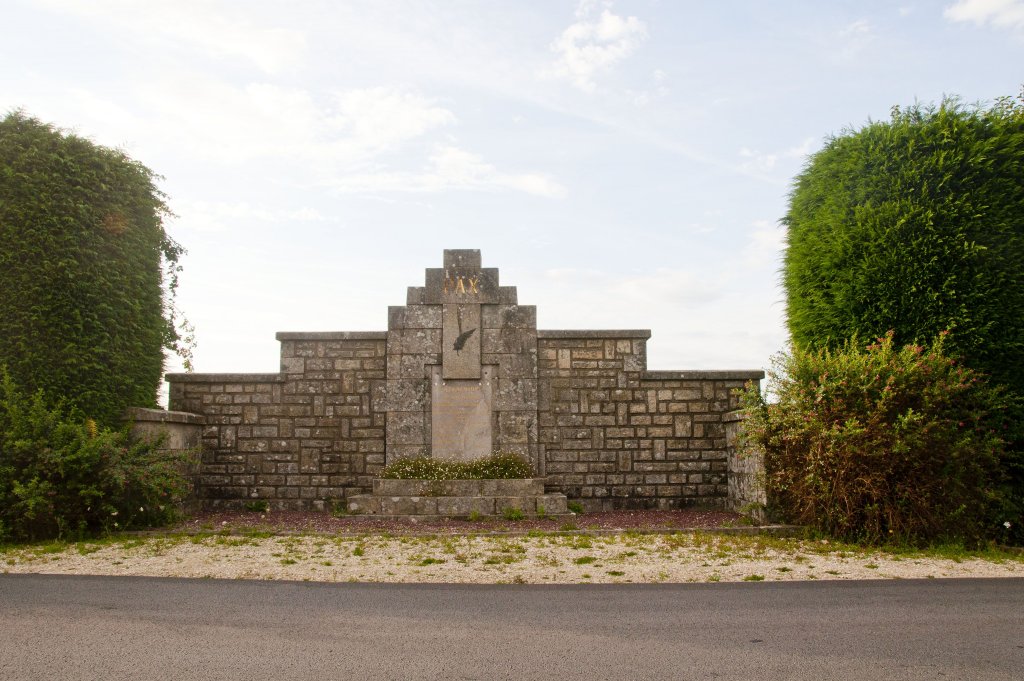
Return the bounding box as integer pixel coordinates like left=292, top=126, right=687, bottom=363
left=725, top=409, right=767, bottom=522
left=124, top=407, right=204, bottom=512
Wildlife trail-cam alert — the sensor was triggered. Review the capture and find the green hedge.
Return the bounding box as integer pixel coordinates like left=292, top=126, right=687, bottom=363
left=783, top=96, right=1024, bottom=400
left=0, top=111, right=186, bottom=426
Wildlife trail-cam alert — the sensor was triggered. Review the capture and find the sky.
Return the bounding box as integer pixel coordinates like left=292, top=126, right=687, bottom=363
left=3, top=0, right=1023, bottom=399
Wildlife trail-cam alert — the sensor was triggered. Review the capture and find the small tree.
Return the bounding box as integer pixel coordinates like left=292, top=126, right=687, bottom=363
left=0, top=111, right=188, bottom=426
left=783, top=95, right=1024, bottom=398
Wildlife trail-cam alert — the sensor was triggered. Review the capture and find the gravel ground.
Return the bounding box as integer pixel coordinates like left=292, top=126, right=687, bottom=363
left=3, top=511, right=1022, bottom=584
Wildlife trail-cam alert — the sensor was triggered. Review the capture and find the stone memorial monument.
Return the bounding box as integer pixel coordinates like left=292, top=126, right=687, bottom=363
left=167, top=250, right=763, bottom=514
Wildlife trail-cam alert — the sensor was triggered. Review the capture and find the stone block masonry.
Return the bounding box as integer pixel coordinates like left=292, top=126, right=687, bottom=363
left=537, top=332, right=760, bottom=511
left=167, top=250, right=763, bottom=511
left=169, top=333, right=387, bottom=510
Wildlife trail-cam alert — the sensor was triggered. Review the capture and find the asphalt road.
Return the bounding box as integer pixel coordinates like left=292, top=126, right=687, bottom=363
left=1, top=575, right=1021, bottom=680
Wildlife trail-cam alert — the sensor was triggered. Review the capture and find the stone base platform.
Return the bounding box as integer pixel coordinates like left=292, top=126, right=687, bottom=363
left=347, top=478, right=570, bottom=518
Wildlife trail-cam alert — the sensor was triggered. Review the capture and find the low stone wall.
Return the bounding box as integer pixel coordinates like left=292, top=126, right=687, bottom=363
left=125, top=407, right=204, bottom=450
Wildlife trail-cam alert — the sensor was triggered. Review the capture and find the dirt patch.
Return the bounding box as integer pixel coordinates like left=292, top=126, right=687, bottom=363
left=172, top=508, right=747, bottom=535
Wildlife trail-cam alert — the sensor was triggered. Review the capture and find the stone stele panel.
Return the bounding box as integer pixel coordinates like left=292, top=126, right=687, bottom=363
left=431, top=365, right=494, bottom=461
left=442, top=303, right=482, bottom=379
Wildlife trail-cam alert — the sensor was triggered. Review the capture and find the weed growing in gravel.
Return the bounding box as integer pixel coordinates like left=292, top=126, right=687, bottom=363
left=564, top=535, right=593, bottom=550
left=502, top=507, right=525, bottom=521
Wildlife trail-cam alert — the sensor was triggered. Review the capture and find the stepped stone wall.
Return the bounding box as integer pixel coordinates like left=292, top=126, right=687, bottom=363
left=167, top=250, right=762, bottom=511
left=537, top=331, right=757, bottom=510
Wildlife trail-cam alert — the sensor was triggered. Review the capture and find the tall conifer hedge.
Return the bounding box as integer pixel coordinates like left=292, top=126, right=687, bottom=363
left=0, top=111, right=184, bottom=426
left=783, top=96, right=1024, bottom=398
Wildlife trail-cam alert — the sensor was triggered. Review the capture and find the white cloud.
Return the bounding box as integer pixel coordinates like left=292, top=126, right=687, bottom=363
left=174, top=201, right=333, bottom=233
left=32, top=0, right=306, bottom=74
left=68, top=81, right=455, bottom=164
left=327, top=145, right=567, bottom=198
left=840, top=19, right=873, bottom=37
left=834, top=19, right=875, bottom=60
left=548, top=0, right=648, bottom=92
left=737, top=138, right=816, bottom=175
left=63, top=80, right=562, bottom=198
left=739, top=147, right=778, bottom=173
left=743, top=220, right=787, bottom=268
left=945, top=0, right=1024, bottom=31
left=331, top=88, right=458, bottom=156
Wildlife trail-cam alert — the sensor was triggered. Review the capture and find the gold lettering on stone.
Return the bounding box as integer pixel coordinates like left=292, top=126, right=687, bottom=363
left=443, top=269, right=482, bottom=296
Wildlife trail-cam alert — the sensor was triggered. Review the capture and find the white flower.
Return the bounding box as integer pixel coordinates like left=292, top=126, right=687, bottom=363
left=1005, top=521, right=1013, bottom=529
left=111, top=510, right=118, bottom=516
left=139, top=507, right=144, bottom=512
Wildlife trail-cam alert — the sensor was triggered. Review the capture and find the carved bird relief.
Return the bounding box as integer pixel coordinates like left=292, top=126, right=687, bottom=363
left=453, top=306, right=476, bottom=353
left=453, top=327, right=476, bottom=352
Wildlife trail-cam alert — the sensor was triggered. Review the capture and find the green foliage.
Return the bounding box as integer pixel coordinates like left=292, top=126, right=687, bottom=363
left=379, top=452, right=533, bottom=480
left=0, top=111, right=190, bottom=427
left=502, top=507, right=526, bottom=521
left=740, top=333, right=1020, bottom=546
left=783, top=95, right=1024, bottom=399
left=0, top=371, right=191, bottom=543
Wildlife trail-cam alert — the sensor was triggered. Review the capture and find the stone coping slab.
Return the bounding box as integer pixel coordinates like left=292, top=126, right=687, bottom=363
left=165, top=373, right=285, bottom=383
left=641, top=370, right=765, bottom=380
left=722, top=409, right=749, bottom=423
left=124, top=407, right=204, bottom=425
left=274, top=331, right=388, bottom=340
left=373, top=478, right=545, bottom=497
left=537, top=329, right=651, bottom=339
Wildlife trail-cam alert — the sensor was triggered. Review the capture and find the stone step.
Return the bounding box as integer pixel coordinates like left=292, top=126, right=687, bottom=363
left=347, top=493, right=569, bottom=517
left=372, top=478, right=546, bottom=497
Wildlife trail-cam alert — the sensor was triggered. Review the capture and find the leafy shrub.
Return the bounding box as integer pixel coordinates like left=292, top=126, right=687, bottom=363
left=783, top=96, right=1024, bottom=401
left=0, top=371, right=192, bottom=542
left=0, top=111, right=190, bottom=427
left=380, top=452, right=533, bottom=480
left=740, top=333, right=1019, bottom=546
